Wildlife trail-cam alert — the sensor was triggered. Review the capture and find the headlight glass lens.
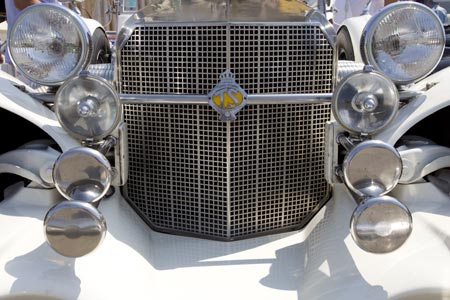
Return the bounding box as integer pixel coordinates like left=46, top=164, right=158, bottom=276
left=55, top=72, right=121, bottom=141
left=361, top=2, right=445, bottom=84
left=8, top=4, right=90, bottom=86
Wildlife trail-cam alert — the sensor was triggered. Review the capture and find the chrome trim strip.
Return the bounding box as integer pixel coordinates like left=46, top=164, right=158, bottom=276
left=120, top=94, right=332, bottom=104
left=226, top=122, right=231, bottom=238
left=281, top=108, right=288, bottom=224
left=114, top=122, right=128, bottom=186
left=196, top=107, right=202, bottom=230
left=168, top=106, right=174, bottom=228
left=306, top=10, right=337, bottom=45
left=129, top=21, right=322, bottom=26
left=226, top=23, right=231, bottom=70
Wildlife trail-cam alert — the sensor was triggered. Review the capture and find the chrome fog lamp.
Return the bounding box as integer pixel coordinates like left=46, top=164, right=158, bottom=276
left=361, top=2, right=445, bottom=84
left=332, top=66, right=399, bottom=135
left=343, top=140, right=402, bottom=197
left=55, top=72, right=121, bottom=141
left=53, top=147, right=112, bottom=205
left=351, top=196, right=412, bottom=253
left=44, top=200, right=107, bottom=257
left=8, top=4, right=91, bottom=86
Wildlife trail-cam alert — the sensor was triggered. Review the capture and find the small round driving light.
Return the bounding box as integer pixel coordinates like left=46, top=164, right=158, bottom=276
left=361, top=2, right=445, bottom=84
left=351, top=196, right=412, bottom=253
left=44, top=200, right=107, bottom=257
left=53, top=147, right=112, bottom=205
left=8, top=4, right=91, bottom=86
left=343, top=140, right=402, bottom=197
left=332, top=67, right=399, bottom=135
left=55, top=72, right=121, bottom=141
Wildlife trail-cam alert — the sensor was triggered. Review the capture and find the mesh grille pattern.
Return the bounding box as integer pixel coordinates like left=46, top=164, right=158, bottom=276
left=120, top=24, right=333, bottom=95
left=123, top=103, right=331, bottom=239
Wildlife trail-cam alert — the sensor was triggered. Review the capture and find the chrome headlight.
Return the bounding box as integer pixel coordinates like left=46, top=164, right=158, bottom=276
left=343, top=140, right=402, bottom=197
left=361, top=2, right=445, bottom=84
left=351, top=195, right=412, bottom=253
left=44, top=200, right=107, bottom=257
left=8, top=4, right=91, bottom=86
left=55, top=72, right=121, bottom=142
left=332, top=66, right=399, bottom=135
left=53, top=147, right=112, bottom=205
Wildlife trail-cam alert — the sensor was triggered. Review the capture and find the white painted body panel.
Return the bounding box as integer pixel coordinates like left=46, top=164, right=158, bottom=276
left=375, top=66, right=450, bottom=144
left=0, top=70, right=79, bottom=151
left=339, top=15, right=371, bottom=63
left=0, top=182, right=449, bottom=300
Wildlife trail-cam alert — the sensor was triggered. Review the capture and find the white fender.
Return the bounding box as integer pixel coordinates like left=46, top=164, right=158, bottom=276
left=0, top=70, right=80, bottom=151
left=83, top=17, right=105, bottom=35
left=339, top=14, right=371, bottom=63
left=375, top=66, right=450, bottom=145
left=398, top=144, right=450, bottom=183
left=0, top=147, right=60, bottom=188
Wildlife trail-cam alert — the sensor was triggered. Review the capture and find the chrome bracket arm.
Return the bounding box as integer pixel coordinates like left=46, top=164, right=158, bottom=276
left=0, top=147, right=60, bottom=188
left=399, top=144, right=450, bottom=184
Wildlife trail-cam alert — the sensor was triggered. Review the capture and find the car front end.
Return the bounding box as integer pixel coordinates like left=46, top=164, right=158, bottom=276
left=1, top=0, right=450, bottom=299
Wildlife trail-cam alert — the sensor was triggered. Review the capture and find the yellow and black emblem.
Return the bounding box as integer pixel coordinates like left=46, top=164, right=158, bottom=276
left=208, top=70, right=247, bottom=121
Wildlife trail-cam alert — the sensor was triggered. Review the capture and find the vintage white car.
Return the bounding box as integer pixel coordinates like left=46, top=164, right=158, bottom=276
left=0, top=0, right=450, bottom=299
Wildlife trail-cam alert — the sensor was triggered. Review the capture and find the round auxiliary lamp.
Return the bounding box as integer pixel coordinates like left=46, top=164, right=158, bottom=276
left=55, top=72, right=122, bottom=142
left=44, top=200, right=107, bottom=257
left=350, top=195, right=412, bottom=253
left=332, top=65, right=399, bottom=136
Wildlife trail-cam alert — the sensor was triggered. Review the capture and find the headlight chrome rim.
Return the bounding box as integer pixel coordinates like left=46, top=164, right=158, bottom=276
left=361, top=1, right=445, bottom=85
left=343, top=140, right=402, bottom=197
left=8, top=3, right=92, bottom=86
left=53, top=147, right=112, bottom=204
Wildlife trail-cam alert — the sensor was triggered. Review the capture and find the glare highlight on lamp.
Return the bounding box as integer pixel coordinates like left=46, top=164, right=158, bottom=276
left=53, top=147, right=112, bottom=205
left=342, top=140, right=402, bottom=197
left=44, top=200, right=107, bottom=257
left=350, top=196, right=412, bottom=253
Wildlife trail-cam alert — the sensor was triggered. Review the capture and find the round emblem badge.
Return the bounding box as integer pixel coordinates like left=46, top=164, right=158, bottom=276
left=208, top=70, right=248, bottom=121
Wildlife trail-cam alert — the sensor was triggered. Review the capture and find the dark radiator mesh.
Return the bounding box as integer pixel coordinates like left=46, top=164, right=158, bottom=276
left=120, top=24, right=333, bottom=95
left=123, top=103, right=331, bottom=239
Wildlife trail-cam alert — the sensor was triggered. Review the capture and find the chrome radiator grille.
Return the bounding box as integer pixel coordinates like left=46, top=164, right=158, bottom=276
left=123, top=103, right=331, bottom=240
left=119, top=23, right=333, bottom=95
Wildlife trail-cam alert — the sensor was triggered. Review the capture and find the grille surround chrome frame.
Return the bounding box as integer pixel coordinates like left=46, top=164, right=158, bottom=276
left=118, top=21, right=335, bottom=240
